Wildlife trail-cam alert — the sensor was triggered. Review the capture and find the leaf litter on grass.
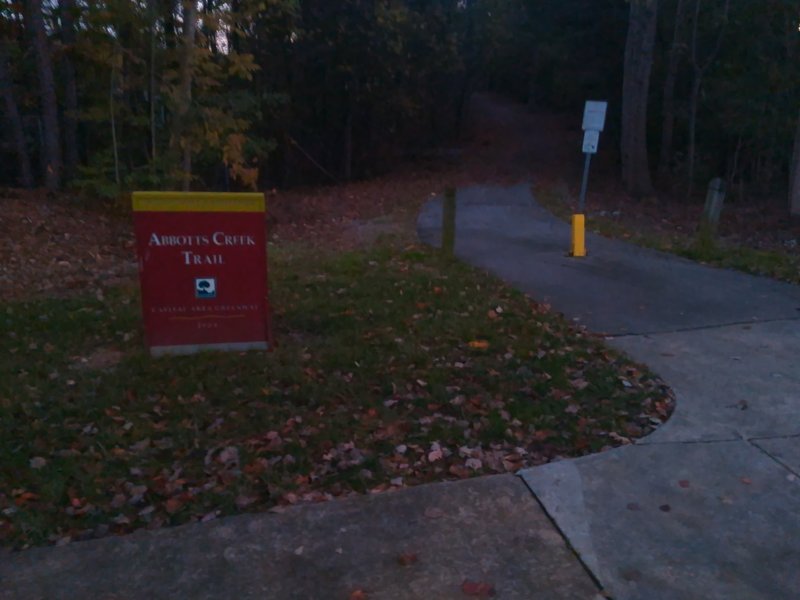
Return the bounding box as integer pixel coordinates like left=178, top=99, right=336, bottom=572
left=0, top=242, right=673, bottom=549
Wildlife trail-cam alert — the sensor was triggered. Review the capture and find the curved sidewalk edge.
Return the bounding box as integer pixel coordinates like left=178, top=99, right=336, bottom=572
left=419, top=184, right=800, bottom=599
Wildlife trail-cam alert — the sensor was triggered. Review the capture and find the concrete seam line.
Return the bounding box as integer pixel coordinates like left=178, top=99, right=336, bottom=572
left=746, top=432, right=800, bottom=442
left=743, top=436, right=800, bottom=479
left=635, top=437, right=741, bottom=446
left=514, top=473, right=612, bottom=599
left=604, top=315, right=800, bottom=339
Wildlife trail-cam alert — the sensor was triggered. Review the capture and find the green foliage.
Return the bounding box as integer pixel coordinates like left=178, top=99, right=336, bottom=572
left=2, top=0, right=500, bottom=191
left=6, top=0, right=797, bottom=201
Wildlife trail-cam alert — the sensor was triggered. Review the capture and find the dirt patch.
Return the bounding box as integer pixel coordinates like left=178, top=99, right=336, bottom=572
left=0, top=190, right=137, bottom=303
left=70, top=348, right=126, bottom=371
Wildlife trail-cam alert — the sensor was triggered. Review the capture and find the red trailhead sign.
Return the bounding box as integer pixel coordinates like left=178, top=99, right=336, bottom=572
left=132, top=192, right=271, bottom=356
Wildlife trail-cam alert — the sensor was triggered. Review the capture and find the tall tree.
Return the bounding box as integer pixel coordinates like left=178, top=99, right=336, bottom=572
left=148, top=0, right=158, bottom=164
left=25, top=0, right=62, bottom=191
left=172, top=0, right=198, bottom=190
left=621, top=0, right=658, bottom=197
left=58, top=0, right=79, bottom=179
left=790, top=111, right=800, bottom=216
left=0, top=41, right=33, bottom=188
left=686, top=0, right=730, bottom=198
left=657, top=0, right=687, bottom=179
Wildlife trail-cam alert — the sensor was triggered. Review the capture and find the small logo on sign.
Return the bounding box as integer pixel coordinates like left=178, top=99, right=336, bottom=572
left=195, top=277, right=217, bottom=299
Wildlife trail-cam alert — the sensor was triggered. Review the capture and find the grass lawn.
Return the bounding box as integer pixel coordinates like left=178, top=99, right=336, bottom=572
left=537, top=183, right=800, bottom=285
left=0, top=240, right=672, bottom=549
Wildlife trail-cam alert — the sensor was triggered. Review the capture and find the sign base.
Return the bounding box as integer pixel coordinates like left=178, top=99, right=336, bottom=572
left=150, top=341, right=269, bottom=358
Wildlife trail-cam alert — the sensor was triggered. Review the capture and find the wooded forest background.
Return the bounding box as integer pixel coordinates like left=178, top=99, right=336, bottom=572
left=2, top=0, right=800, bottom=214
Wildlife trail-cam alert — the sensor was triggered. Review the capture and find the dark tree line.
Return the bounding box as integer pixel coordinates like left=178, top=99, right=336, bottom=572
left=481, top=0, right=800, bottom=214
left=2, top=1, right=800, bottom=216
left=0, top=0, right=489, bottom=193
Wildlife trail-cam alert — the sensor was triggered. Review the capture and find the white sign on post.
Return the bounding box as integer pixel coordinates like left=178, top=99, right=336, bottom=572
left=582, top=101, right=608, bottom=132
left=577, top=99, right=608, bottom=215
left=582, top=130, right=600, bottom=154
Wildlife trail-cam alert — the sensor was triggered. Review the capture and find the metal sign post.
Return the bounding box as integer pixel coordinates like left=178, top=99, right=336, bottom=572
left=572, top=101, right=607, bottom=258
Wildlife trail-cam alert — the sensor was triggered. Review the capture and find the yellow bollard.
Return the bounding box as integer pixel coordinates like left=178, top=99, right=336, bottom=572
left=571, top=214, right=586, bottom=257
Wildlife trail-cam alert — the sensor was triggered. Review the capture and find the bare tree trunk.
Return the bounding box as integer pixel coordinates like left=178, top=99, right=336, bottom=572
left=686, top=0, right=730, bottom=199
left=149, top=0, right=157, bottom=164
left=0, top=43, right=34, bottom=188
left=686, top=73, right=702, bottom=197
left=110, top=60, right=121, bottom=189
left=59, top=0, right=79, bottom=180
left=162, top=0, right=178, bottom=48
left=727, top=134, right=742, bottom=189
left=171, top=0, right=197, bottom=191
left=789, top=112, right=800, bottom=216
left=25, top=0, right=62, bottom=191
left=343, top=107, right=353, bottom=182
left=621, top=0, right=659, bottom=197
left=229, top=0, right=241, bottom=53
left=657, top=0, right=687, bottom=179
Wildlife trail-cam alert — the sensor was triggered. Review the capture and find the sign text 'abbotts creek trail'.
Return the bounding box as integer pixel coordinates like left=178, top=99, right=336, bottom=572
left=132, top=192, right=271, bottom=357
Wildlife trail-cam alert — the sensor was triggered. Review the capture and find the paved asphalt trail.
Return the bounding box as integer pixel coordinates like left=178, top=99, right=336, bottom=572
left=418, top=184, right=800, bottom=600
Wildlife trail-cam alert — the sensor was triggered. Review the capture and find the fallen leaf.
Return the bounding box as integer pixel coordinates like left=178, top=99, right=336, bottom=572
left=465, top=457, right=483, bottom=470
left=468, top=340, right=489, bottom=350
left=461, top=579, right=496, bottom=597
left=428, top=448, right=443, bottom=462
left=349, top=590, right=368, bottom=600
left=620, top=567, right=642, bottom=582
left=165, top=497, right=186, bottom=514
left=608, top=432, right=632, bottom=445
left=424, top=507, right=444, bottom=519
left=397, top=552, right=418, bottom=566
left=740, top=477, right=752, bottom=485
left=678, top=480, right=690, bottom=489
left=218, top=446, right=240, bottom=467
left=570, top=379, right=589, bottom=391
left=129, top=438, right=151, bottom=453
left=14, top=491, right=39, bottom=506
left=29, top=457, right=47, bottom=469
left=235, top=495, right=258, bottom=509
left=449, top=464, right=470, bottom=478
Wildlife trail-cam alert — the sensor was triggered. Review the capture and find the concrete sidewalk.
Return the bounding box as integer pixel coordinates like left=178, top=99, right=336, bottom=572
left=419, top=184, right=800, bottom=599
left=0, top=476, right=601, bottom=599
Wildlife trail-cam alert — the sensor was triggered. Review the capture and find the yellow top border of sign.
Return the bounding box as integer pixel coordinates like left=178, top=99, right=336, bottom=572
left=132, top=192, right=265, bottom=213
